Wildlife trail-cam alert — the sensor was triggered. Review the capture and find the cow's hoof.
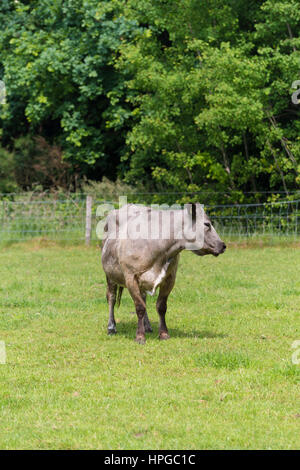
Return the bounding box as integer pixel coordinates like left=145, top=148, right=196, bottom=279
left=159, top=332, right=170, bottom=340
left=135, top=335, right=146, bottom=345
left=107, top=327, right=117, bottom=335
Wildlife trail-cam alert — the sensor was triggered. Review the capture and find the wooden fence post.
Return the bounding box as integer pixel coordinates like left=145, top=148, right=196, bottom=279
left=85, top=195, right=92, bottom=245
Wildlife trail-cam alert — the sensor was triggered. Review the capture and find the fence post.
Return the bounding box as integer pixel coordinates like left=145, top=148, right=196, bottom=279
left=85, top=195, right=92, bottom=245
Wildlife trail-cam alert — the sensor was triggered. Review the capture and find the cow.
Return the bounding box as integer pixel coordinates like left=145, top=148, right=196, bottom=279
left=101, top=203, right=226, bottom=344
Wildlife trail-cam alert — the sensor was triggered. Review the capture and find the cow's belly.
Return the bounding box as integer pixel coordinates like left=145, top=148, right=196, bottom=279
left=139, top=260, right=171, bottom=295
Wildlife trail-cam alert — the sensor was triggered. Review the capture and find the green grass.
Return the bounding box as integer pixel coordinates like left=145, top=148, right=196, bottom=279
left=0, top=241, right=299, bottom=449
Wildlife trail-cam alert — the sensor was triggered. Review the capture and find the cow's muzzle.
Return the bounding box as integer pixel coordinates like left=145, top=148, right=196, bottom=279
left=214, top=242, right=226, bottom=257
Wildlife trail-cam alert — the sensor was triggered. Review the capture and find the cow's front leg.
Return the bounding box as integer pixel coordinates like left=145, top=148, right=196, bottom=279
left=156, top=274, right=176, bottom=340
left=135, top=302, right=147, bottom=344
left=127, top=277, right=147, bottom=344
left=156, top=296, right=170, bottom=340
left=130, top=310, right=152, bottom=332
left=106, top=279, right=117, bottom=335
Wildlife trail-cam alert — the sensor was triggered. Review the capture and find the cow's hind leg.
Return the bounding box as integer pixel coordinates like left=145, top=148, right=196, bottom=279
left=156, top=274, right=176, bottom=340
left=106, top=279, right=117, bottom=335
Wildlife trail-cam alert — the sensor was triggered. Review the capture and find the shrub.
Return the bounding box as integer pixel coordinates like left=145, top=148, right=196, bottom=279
left=0, top=147, right=19, bottom=193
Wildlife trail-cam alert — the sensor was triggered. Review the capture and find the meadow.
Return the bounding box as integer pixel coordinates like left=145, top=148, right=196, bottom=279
left=0, top=241, right=299, bottom=449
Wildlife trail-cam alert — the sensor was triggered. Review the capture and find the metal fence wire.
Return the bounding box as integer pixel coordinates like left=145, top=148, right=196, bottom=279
left=0, top=196, right=299, bottom=242
left=0, top=197, right=87, bottom=242
left=207, top=199, right=300, bottom=238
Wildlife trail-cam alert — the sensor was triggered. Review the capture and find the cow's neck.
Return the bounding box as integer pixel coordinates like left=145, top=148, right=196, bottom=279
left=161, top=209, right=188, bottom=259
left=172, top=209, right=192, bottom=253
left=164, top=239, right=184, bottom=261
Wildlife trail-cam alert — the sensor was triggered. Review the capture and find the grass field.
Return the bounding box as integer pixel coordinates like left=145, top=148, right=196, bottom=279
left=0, top=241, right=299, bottom=449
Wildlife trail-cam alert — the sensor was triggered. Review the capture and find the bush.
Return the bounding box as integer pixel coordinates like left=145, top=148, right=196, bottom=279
left=13, top=136, right=78, bottom=191
left=0, top=147, right=19, bottom=193
left=81, top=177, right=138, bottom=203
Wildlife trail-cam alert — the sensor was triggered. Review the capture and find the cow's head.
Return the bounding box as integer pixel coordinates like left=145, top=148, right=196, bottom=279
left=184, top=203, right=226, bottom=257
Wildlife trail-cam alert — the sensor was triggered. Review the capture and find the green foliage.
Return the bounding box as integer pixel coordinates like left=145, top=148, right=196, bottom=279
left=0, top=1, right=300, bottom=201
left=0, top=0, right=139, bottom=175
left=0, top=147, right=18, bottom=193
left=12, top=135, right=75, bottom=190
left=81, top=176, right=137, bottom=201
left=113, top=0, right=300, bottom=201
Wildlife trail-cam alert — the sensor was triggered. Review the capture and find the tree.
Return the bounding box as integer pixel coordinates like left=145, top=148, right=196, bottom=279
left=0, top=1, right=299, bottom=200
left=0, top=0, right=140, bottom=184
left=113, top=0, right=300, bottom=201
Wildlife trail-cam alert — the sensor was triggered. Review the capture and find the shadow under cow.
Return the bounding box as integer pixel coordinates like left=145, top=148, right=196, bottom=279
left=107, top=319, right=227, bottom=341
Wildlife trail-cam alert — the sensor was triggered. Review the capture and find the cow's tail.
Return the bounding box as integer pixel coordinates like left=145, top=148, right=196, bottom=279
left=116, top=286, right=124, bottom=308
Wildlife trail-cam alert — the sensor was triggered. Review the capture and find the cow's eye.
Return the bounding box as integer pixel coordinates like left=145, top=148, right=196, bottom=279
left=204, top=222, right=211, bottom=229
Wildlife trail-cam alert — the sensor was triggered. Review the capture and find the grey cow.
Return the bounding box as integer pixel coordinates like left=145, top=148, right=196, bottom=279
left=101, top=203, right=226, bottom=344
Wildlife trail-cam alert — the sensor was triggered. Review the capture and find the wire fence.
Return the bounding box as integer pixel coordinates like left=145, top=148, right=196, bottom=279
left=0, top=194, right=299, bottom=243
left=0, top=196, right=88, bottom=243
left=207, top=199, right=300, bottom=239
